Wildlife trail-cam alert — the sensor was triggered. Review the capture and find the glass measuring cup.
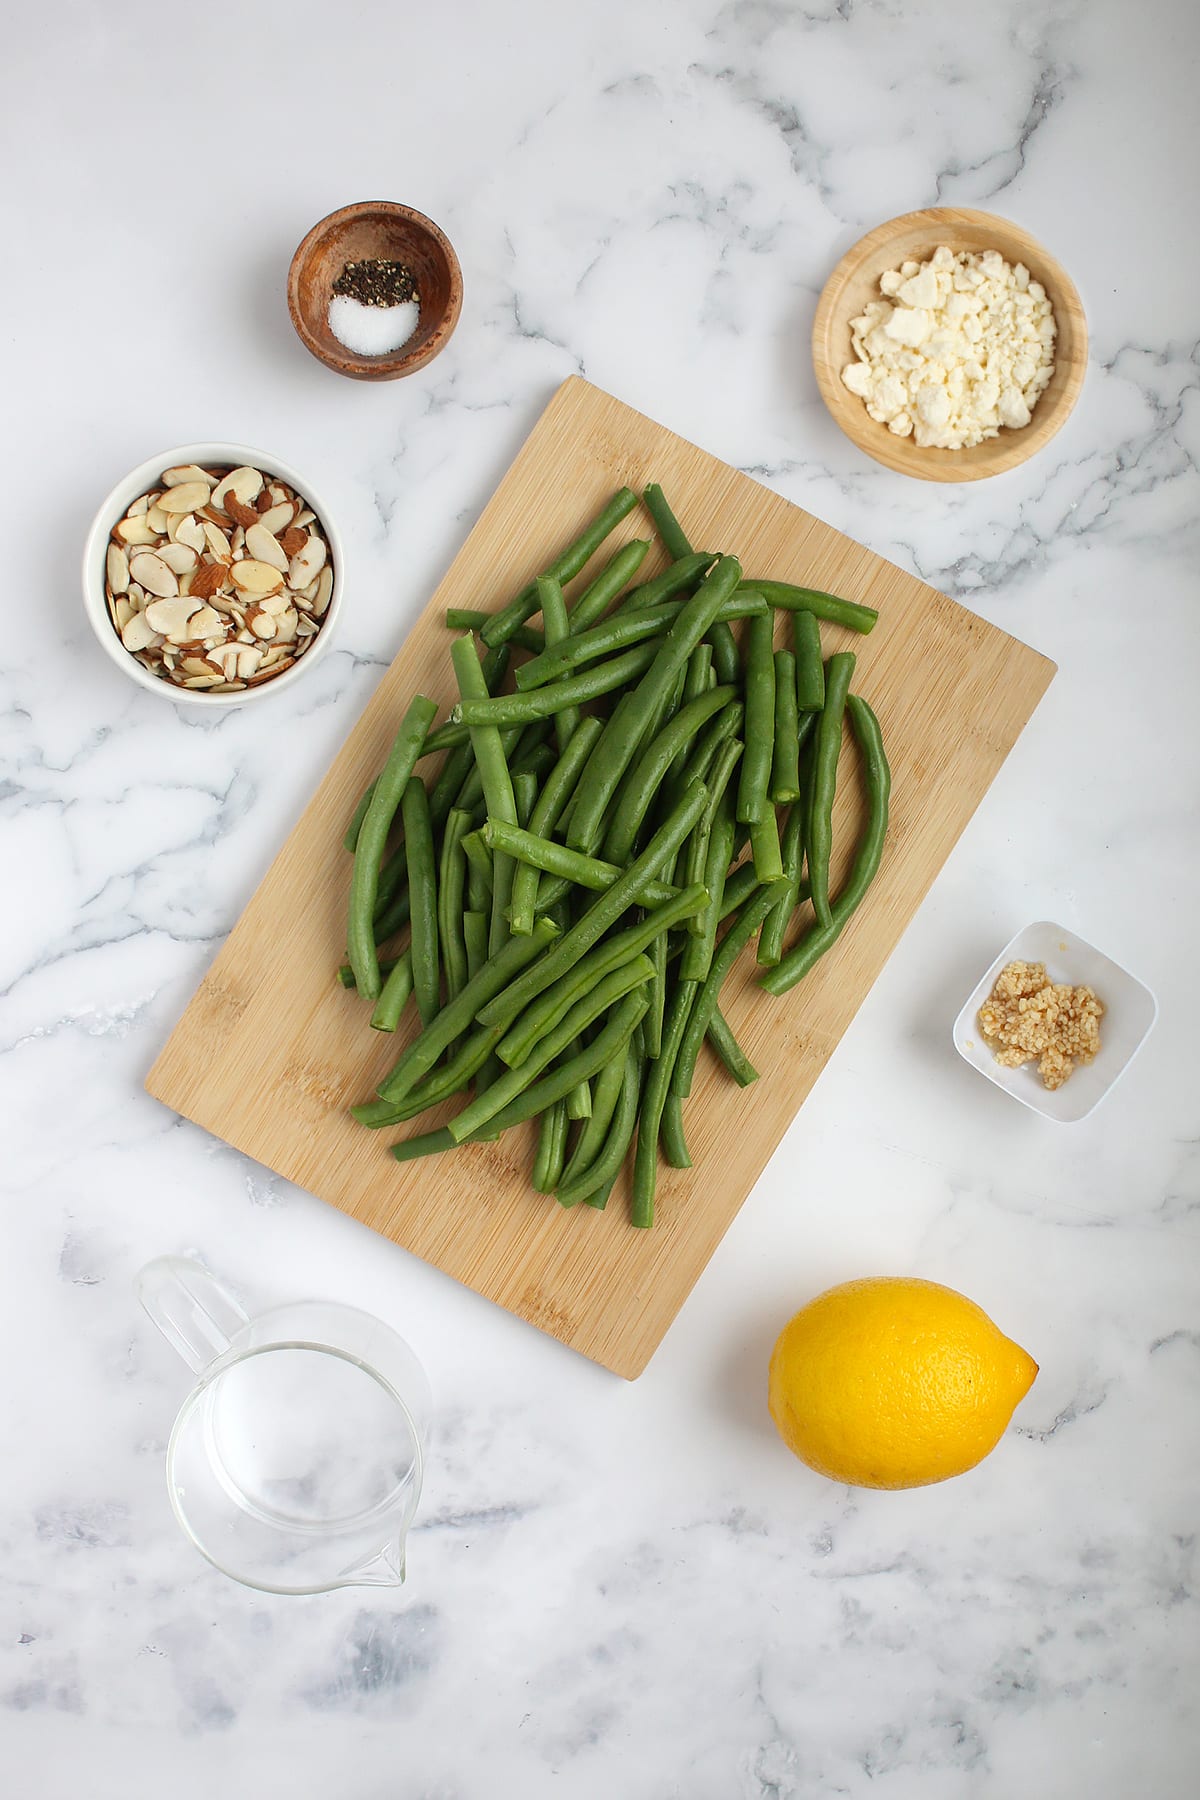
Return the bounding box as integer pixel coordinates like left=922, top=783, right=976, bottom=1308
left=137, top=1257, right=430, bottom=1595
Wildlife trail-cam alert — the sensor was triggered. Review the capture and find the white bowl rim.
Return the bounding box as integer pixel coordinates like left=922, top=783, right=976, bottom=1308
left=952, top=919, right=1158, bottom=1124
left=81, top=440, right=344, bottom=707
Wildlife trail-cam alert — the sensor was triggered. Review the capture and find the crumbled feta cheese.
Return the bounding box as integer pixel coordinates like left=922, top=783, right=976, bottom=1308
left=840, top=244, right=1056, bottom=449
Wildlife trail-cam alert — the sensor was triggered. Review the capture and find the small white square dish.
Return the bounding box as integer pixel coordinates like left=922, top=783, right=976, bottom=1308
left=952, top=921, right=1158, bottom=1123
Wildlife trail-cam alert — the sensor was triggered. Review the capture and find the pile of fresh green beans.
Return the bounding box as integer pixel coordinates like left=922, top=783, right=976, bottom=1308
left=341, top=485, right=890, bottom=1226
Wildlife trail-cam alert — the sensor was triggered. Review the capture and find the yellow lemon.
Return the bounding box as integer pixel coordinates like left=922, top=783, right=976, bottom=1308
left=768, top=1276, right=1037, bottom=1489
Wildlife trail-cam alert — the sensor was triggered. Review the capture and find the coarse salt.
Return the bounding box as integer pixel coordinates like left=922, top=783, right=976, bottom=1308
left=328, top=294, right=420, bottom=357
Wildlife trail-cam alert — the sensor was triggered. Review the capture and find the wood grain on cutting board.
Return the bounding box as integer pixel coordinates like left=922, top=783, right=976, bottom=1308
left=147, top=376, right=1055, bottom=1378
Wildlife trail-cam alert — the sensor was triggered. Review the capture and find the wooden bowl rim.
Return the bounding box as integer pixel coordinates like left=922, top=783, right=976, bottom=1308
left=287, top=200, right=463, bottom=383
left=812, top=207, right=1087, bottom=483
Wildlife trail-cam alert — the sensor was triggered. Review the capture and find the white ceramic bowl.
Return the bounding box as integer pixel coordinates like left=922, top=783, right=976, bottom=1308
left=953, top=921, right=1157, bottom=1123
left=82, top=441, right=344, bottom=707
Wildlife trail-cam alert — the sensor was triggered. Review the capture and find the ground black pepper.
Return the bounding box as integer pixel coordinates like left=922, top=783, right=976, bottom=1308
left=332, top=259, right=418, bottom=308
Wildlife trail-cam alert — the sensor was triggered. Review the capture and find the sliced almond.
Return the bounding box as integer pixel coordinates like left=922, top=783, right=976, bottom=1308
left=211, top=466, right=263, bottom=514
left=236, top=646, right=263, bottom=678
left=311, top=565, right=334, bottom=618
left=145, top=503, right=168, bottom=534
left=185, top=605, right=223, bottom=639
left=255, top=500, right=296, bottom=535
left=279, top=525, right=307, bottom=558
left=247, top=658, right=293, bottom=684
left=224, top=492, right=259, bottom=529
left=295, top=576, right=320, bottom=607
left=294, top=509, right=315, bottom=528
left=189, top=560, right=229, bottom=600
left=267, top=483, right=289, bottom=504
left=127, top=582, right=146, bottom=609
left=114, top=596, right=134, bottom=631
left=230, top=559, right=285, bottom=596
left=294, top=635, right=313, bottom=655
left=288, top=534, right=326, bottom=589
left=106, top=544, right=130, bottom=595
left=157, top=541, right=199, bottom=575
left=201, top=521, right=232, bottom=562
left=230, top=526, right=245, bottom=556
left=260, top=645, right=290, bottom=668
left=248, top=608, right=277, bottom=640
left=162, top=464, right=211, bottom=487
left=129, top=552, right=179, bottom=597
left=126, top=494, right=151, bottom=518
left=182, top=673, right=223, bottom=689
left=244, top=522, right=289, bottom=570
left=211, top=680, right=248, bottom=692
left=295, top=614, right=318, bottom=637
left=114, top=514, right=160, bottom=547
left=144, top=596, right=201, bottom=641
left=175, top=516, right=206, bottom=554
left=121, top=611, right=163, bottom=653
left=274, top=605, right=299, bottom=643
left=157, top=480, right=211, bottom=514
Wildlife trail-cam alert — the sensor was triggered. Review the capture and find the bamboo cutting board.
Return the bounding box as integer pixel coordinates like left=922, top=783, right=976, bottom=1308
left=147, top=377, right=1054, bottom=1378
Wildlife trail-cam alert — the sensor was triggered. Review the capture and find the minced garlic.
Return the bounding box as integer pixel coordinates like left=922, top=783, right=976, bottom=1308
left=978, top=960, right=1103, bottom=1092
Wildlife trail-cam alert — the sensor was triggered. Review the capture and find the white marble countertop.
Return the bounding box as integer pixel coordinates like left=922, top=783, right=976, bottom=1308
left=4, top=1, right=1198, bottom=1794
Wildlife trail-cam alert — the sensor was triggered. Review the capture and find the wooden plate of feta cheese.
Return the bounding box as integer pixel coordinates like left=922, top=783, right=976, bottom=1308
left=813, top=208, right=1087, bottom=481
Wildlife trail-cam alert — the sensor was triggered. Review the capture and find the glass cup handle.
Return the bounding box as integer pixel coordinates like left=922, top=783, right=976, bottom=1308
left=136, top=1256, right=250, bottom=1374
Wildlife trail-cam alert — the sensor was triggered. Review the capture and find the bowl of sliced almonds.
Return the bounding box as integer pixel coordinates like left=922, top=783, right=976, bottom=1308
left=82, top=442, right=343, bottom=704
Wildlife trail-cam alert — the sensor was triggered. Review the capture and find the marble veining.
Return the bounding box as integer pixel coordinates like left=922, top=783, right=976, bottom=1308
left=2, top=0, right=1197, bottom=1795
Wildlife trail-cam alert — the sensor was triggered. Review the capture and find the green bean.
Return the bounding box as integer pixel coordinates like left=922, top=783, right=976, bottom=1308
left=556, top=1043, right=642, bottom=1208
left=463, top=910, right=488, bottom=981
left=567, top=557, right=742, bottom=854
left=665, top=702, right=744, bottom=819
left=475, top=991, right=648, bottom=1141
left=736, top=612, right=776, bottom=825
left=354, top=1013, right=509, bottom=1126
left=584, top=1175, right=615, bottom=1210
left=749, top=807, right=783, bottom=885
left=368, top=949, right=415, bottom=1034
left=389, top=1126, right=456, bottom=1164
left=347, top=695, right=438, bottom=1000
left=792, top=610, right=825, bottom=711
left=769, top=649, right=801, bottom=803
left=371, top=883, right=411, bottom=950
left=558, top=1046, right=628, bottom=1192
left=644, top=928, right=668, bottom=1059
left=740, top=580, right=878, bottom=634
left=507, top=716, right=603, bottom=936
left=683, top=735, right=743, bottom=897
left=454, top=642, right=660, bottom=726
left=339, top=955, right=398, bottom=990
left=515, top=595, right=762, bottom=693
left=601, top=685, right=736, bottom=867
left=482, top=818, right=680, bottom=908
left=437, top=809, right=472, bottom=1004
left=567, top=539, right=651, bottom=634
left=447, top=961, right=654, bottom=1143
left=477, top=782, right=709, bottom=1032
left=372, top=842, right=407, bottom=924
left=461, top=829, right=493, bottom=897
left=719, top=859, right=760, bottom=921
left=512, top=770, right=539, bottom=830
left=808, top=650, right=856, bottom=929
left=680, top=791, right=737, bottom=980
left=376, top=915, right=559, bottom=1104
left=533, top=1100, right=569, bottom=1194
left=707, top=1007, right=758, bottom=1085
left=642, top=483, right=693, bottom=559
left=535, top=574, right=580, bottom=750
left=343, top=778, right=377, bottom=853
left=706, top=618, right=741, bottom=685
left=617, top=552, right=715, bottom=615
left=757, top=800, right=804, bottom=968
left=481, top=488, right=639, bottom=647
left=400, top=776, right=440, bottom=1025
left=445, top=610, right=545, bottom=655
left=566, top=1072, right=592, bottom=1121
left=659, top=1090, right=691, bottom=1169
left=631, top=977, right=698, bottom=1228
left=494, top=884, right=707, bottom=1068
left=450, top=638, right=518, bottom=825
left=760, top=695, right=889, bottom=995
left=672, top=878, right=788, bottom=1099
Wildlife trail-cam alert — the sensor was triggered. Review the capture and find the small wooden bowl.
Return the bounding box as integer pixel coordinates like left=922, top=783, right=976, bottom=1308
left=812, top=208, right=1087, bottom=482
left=288, top=201, right=463, bottom=382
